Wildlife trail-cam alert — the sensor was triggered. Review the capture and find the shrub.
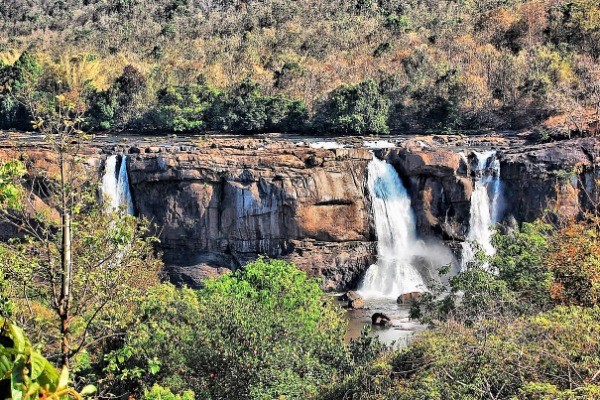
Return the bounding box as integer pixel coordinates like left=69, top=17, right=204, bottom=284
left=109, top=258, right=349, bottom=399
left=548, top=218, right=600, bottom=306
left=392, top=306, right=600, bottom=400
left=143, top=385, right=195, bottom=400
left=0, top=51, right=42, bottom=130
left=208, top=78, right=269, bottom=132
left=86, top=65, right=148, bottom=130
left=313, top=79, right=391, bottom=135
left=152, top=83, right=220, bottom=132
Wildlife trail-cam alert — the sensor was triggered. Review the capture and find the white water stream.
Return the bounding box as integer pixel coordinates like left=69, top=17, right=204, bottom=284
left=358, top=157, right=428, bottom=299
left=461, top=151, right=503, bottom=268
left=101, top=155, right=134, bottom=214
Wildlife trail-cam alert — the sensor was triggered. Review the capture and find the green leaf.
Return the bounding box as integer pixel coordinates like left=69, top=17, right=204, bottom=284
left=149, top=363, right=160, bottom=374
left=80, top=384, right=97, bottom=396
left=8, top=323, right=26, bottom=353
left=11, top=357, right=25, bottom=400
left=57, top=365, right=69, bottom=390
left=29, top=351, right=46, bottom=380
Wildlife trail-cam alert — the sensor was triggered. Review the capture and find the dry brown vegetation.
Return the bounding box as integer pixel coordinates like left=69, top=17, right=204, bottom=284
left=1, top=0, right=599, bottom=134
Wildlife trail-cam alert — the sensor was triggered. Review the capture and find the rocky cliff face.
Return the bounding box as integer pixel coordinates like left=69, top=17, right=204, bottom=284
left=2, top=134, right=599, bottom=291
left=378, top=136, right=600, bottom=244
left=501, top=137, right=600, bottom=222
left=126, top=141, right=375, bottom=290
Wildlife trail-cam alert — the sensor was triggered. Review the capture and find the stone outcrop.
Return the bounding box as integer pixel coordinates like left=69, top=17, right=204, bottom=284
left=501, top=137, right=600, bottom=222
left=126, top=142, right=376, bottom=291
left=1, top=134, right=599, bottom=291
left=397, top=292, right=422, bottom=305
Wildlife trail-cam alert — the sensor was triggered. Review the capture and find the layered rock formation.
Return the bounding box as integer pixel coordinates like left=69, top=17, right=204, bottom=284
left=1, top=133, right=599, bottom=291
left=126, top=142, right=375, bottom=290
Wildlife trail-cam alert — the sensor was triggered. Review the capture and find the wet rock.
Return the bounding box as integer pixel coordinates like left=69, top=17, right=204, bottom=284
left=371, top=312, right=392, bottom=327
left=345, top=290, right=364, bottom=309
left=397, top=292, right=422, bottom=305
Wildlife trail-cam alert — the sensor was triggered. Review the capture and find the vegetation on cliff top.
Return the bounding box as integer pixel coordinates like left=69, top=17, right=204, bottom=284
left=1, top=0, right=600, bottom=135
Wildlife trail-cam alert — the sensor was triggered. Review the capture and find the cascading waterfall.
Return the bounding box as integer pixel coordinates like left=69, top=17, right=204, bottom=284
left=358, top=157, right=428, bottom=299
left=461, top=150, right=503, bottom=268
left=101, top=155, right=134, bottom=214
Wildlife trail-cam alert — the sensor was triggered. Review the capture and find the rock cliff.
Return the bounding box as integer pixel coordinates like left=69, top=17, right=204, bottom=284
left=1, top=133, right=599, bottom=291
left=126, top=141, right=375, bottom=290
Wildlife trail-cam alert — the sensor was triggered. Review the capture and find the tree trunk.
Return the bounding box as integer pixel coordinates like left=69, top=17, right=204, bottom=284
left=59, top=150, right=72, bottom=368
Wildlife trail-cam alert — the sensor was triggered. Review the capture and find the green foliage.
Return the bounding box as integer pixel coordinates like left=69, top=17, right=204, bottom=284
left=493, top=221, right=554, bottom=309
left=152, top=83, right=220, bottom=132
left=207, top=79, right=308, bottom=133
left=0, top=51, right=42, bottom=130
left=417, top=222, right=555, bottom=323
left=109, top=258, right=350, bottom=399
left=314, top=79, right=391, bottom=135
left=0, top=160, right=26, bottom=209
left=86, top=65, right=148, bottom=130
left=142, top=384, right=195, bottom=400
left=0, top=317, right=96, bottom=399
left=392, top=306, right=600, bottom=400
left=1, top=0, right=600, bottom=133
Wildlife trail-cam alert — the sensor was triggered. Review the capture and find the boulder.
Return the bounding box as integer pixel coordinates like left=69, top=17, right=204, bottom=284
left=371, top=312, right=392, bottom=327
left=345, top=290, right=364, bottom=309
left=397, top=291, right=423, bottom=305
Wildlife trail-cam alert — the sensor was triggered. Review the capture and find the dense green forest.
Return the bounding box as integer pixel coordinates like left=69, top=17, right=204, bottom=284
left=1, top=0, right=599, bottom=134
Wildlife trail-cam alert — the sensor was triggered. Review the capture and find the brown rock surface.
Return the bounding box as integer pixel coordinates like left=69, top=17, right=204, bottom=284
left=1, top=134, right=599, bottom=291
left=126, top=143, right=376, bottom=290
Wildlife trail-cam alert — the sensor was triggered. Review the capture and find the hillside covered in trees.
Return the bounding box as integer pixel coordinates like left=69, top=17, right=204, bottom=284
left=1, top=0, right=599, bottom=134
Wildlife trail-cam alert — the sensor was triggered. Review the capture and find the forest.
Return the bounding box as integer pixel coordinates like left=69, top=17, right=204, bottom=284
left=0, top=0, right=599, bottom=135
left=1, top=139, right=600, bottom=398
left=1, top=0, right=600, bottom=399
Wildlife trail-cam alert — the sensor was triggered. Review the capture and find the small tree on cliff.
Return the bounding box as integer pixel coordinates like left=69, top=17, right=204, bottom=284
left=0, top=71, right=162, bottom=373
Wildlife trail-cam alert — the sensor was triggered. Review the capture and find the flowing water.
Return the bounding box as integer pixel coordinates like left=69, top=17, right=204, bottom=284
left=461, top=151, right=503, bottom=268
left=101, top=155, right=134, bottom=214
left=358, top=157, right=428, bottom=299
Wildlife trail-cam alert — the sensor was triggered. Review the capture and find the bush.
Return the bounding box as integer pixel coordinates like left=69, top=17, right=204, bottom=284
left=0, top=51, right=42, bottom=130
left=143, top=384, right=195, bottom=400
left=548, top=218, right=600, bottom=306
left=207, top=78, right=308, bottom=133
left=152, top=83, right=221, bottom=132
left=493, top=221, right=554, bottom=310
left=417, top=222, right=555, bottom=324
left=86, top=65, right=148, bottom=130
left=392, top=306, right=600, bottom=400
left=109, top=258, right=350, bottom=399
left=313, top=79, right=391, bottom=135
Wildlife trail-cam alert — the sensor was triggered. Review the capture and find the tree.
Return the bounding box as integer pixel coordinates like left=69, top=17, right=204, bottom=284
left=108, top=259, right=351, bottom=399
left=313, top=79, right=391, bottom=135
left=0, top=81, right=162, bottom=374
left=392, top=306, right=600, bottom=400
left=547, top=218, right=600, bottom=306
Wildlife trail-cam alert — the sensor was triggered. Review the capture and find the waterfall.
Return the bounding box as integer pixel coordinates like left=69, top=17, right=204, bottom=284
left=461, top=150, right=503, bottom=268
left=101, top=155, right=134, bottom=214
left=358, top=157, right=428, bottom=299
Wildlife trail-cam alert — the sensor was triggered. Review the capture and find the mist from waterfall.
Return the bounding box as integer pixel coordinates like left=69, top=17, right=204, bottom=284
left=101, top=155, right=134, bottom=214
left=461, top=150, right=503, bottom=268
left=358, top=157, right=448, bottom=299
